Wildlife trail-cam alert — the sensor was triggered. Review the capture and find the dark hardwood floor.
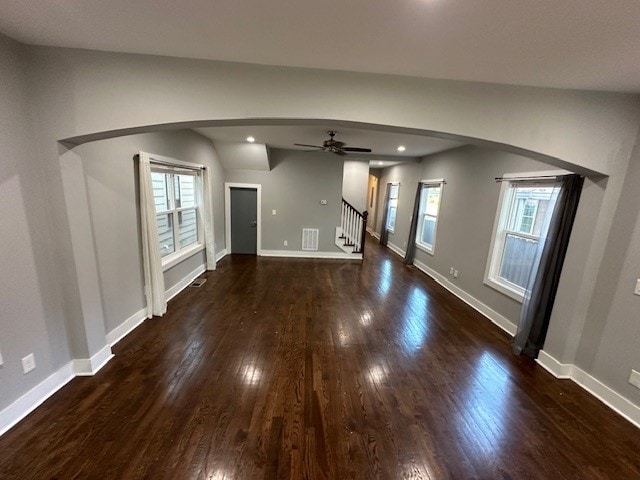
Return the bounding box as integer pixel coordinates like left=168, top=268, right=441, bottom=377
left=1, top=235, right=639, bottom=479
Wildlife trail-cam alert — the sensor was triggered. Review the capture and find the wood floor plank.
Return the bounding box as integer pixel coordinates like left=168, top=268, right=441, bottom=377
left=1, top=235, right=639, bottom=479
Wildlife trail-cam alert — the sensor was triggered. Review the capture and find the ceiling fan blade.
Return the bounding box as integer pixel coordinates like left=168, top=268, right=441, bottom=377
left=333, top=150, right=348, bottom=156
left=294, top=143, right=323, bottom=149
left=342, top=147, right=372, bottom=153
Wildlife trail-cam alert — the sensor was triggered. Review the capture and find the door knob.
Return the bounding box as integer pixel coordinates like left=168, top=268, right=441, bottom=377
left=249, top=220, right=257, bottom=227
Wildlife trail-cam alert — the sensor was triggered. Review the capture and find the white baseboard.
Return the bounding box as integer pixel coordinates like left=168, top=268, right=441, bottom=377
left=536, top=350, right=573, bottom=378
left=369, top=230, right=380, bottom=240
left=1, top=255, right=218, bottom=439
left=386, top=241, right=406, bottom=258
left=0, top=361, right=75, bottom=437
left=412, top=259, right=517, bottom=337
left=73, top=344, right=114, bottom=377
left=165, top=264, right=206, bottom=303
left=537, top=351, right=640, bottom=429
left=260, top=250, right=362, bottom=260
left=0, top=344, right=114, bottom=437
left=215, top=248, right=228, bottom=262
left=106, top=308, right=147, bottom=347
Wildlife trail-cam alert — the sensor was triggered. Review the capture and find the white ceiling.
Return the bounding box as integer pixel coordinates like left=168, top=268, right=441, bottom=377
left=1, top=1, right=640, bottom=92
left=196, top=125, right=463, bottom=166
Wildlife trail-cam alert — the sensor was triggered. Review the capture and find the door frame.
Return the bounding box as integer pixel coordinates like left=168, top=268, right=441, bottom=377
left=225, top=182, right=262, bottom=255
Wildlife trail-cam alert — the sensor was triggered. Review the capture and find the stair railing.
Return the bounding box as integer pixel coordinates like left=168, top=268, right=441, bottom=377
left=340, top=198, right=368, bottom=255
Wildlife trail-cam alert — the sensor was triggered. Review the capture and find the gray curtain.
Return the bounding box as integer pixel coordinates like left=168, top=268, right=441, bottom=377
left=513, top=174, right=584, bottom=358
left=404, top=183, right=424, bottom=264
left=379, top=183, right=392, bottom=246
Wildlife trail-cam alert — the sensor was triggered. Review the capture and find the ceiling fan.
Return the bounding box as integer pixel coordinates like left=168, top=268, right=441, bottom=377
left=294, top=131, right=372, bottom=156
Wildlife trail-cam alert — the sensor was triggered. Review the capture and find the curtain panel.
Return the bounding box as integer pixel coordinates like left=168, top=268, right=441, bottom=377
left=197, top=168, right=216, bottom=271
left=403, top=182, right=424, bottom=265
left=379, top=183, right=392, bottom=246
left=513, top=174, right=584, bottom=357
left=139, top=152, right=167, bottom=318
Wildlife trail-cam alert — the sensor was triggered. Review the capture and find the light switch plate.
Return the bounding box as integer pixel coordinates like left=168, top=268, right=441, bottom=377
left=320, top=200, right=327, bottom=205
left=22, top=353, right=35, bottom=374
left=634, top=279, right=640, bottom=296
left=629, top=369, right=640, bottom=390
left=272, top=209, right=277, bottom=215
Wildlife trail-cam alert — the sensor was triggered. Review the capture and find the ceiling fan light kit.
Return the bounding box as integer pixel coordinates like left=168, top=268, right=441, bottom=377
left=294, top=131, right=372, bottom=156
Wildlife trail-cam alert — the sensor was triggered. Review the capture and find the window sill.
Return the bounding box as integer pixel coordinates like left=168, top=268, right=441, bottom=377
left=415, top=242, right=434, bottom=256
left=484, top=277, right=524, bottom=303
left=162, top=243, right=205, bottom=272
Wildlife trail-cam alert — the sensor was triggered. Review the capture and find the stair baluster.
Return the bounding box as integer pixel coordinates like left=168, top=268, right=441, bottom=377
left=339, top=198, right=368, bottom=257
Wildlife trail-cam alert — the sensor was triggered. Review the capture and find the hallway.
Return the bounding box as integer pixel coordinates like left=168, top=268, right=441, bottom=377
left=0, top=235, right=639, bottom=479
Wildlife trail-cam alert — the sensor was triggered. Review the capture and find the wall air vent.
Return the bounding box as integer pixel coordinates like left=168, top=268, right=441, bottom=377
left=301, top=228, right=319, bottom=251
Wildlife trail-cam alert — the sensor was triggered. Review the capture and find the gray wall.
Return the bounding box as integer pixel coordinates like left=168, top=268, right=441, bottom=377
left=374, top=162, right=422, bottom=249
left=0, top=35, right=71, bottom=411
left=76, top=129, right=225, bottom=335
left=224, top=149, right=344, bottom=253
left=574, top=137, right=640, bottom=404
left=414, top=146, right=561, bottom=322
left=212, top=141, right=270, bottom=171
left=342, top=159, right=370, bottom=213
left=27, top=45, right=640, bottom=176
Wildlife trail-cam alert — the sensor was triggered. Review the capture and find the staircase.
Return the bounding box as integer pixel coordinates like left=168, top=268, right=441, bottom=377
left=335, top=198, right=368, bottom=259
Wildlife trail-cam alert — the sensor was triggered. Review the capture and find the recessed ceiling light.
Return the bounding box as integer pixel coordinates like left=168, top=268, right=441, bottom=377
left=246, top=136, right=255, bottom=143
left=397, top=145, right=406, bottom=152
left=378, top=161, right=384, bottom=165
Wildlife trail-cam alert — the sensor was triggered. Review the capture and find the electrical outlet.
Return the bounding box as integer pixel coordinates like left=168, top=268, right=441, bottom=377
left=629, top=369, right=640, bottom=390
left=283, top=240, right=288, bottom=247
left=450, top=267, right=454, bottom=275
left=453, top=270, right=459, bottom=278
left=272, top=209, right=277, bottom=216
left=634, top=279, right=640, bottom=296
left=22, top=353, right=35, bottom=374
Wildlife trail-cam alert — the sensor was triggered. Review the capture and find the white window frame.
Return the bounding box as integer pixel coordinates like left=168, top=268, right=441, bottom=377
left=149, top=155, right=205, bottom=271
left=484, top=170, right=567, bottom=302
left=415, top=179, right=444, bottom=256
left=386, top=183, right=400, bottom=233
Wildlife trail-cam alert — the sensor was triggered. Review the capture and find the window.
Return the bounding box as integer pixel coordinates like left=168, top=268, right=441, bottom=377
left=386, top=183, right=399, bottom=232
left=151, top=166, right=202, bottom=267
left=415, top=182, right=443, bottom=254
left=485, top=179, right=559, bottom=301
